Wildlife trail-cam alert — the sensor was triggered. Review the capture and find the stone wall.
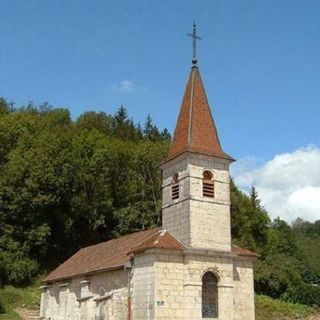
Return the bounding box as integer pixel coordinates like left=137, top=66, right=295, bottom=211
left=154, top=252, right=185, bottom=319
left=131, top=254, right=156, bottom=320
left=233, top=257, right=255, bottom=320
left=162, top=153, right=231, bottom=251
left=151, top=250, right=235, bottom=320
left=41, top=251, right=256, bottom=320
left=40, top=269, right=128, bottom=320
left=162, top=156, right=191, bottom=246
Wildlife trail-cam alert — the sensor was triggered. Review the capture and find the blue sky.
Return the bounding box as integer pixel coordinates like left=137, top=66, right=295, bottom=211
left=1, top=0, right=320, bottom=221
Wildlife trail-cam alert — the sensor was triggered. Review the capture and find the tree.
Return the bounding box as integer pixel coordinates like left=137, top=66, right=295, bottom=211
left=76, top=111, right=112, bottom=135
left=0, top=97, right=11, bottom=116
left=112, top=106, right=138, bottom=140
left=230, top=182, right=270, bottom=252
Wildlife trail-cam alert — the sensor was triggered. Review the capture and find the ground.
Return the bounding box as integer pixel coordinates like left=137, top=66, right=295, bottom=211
left=0, top=282, right=40, bottom=320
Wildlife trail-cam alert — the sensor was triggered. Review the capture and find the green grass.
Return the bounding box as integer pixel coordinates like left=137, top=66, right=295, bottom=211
left=256, top=294, right=315, bottom=320
left=0, top=280, right=40, bottom=320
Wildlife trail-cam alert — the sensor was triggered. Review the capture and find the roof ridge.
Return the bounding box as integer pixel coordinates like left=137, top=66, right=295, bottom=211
left=81, top=227, right=160, bottom=251
left=130, top=228, right=162, bottom=253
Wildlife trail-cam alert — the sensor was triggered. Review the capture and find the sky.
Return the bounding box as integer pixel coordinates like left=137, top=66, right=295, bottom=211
left=1, top=0, right=319, bottom=222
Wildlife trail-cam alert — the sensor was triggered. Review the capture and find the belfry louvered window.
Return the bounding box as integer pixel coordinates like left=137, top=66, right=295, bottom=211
left=203, top=170, right=214, bottom=198
left=202, top=272, right=218, bottom=318
left=171, top=173, right=179, bottom=200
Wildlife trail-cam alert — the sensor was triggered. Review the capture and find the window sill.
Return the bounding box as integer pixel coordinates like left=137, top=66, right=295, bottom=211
left=77, top=295, right=93, bottom=302
left=94, top=293, right=113, bottom=302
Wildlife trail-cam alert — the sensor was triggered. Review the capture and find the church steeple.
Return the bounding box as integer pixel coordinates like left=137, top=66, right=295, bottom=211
left=166, top=66, right=233, bottom=162
left=161, top=24, right=233, bottom=251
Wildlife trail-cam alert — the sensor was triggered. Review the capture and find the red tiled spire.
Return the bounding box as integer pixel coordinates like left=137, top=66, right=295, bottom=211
left=166, top=66, right=233, bottom=162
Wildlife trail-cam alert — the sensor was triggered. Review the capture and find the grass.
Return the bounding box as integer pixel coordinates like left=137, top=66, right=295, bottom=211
left=0, top=280, right=40, bottom=320
left=256, top=294, right=316, bottom=320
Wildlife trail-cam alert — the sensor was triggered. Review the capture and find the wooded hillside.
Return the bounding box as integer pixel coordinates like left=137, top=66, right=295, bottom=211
left=0, top=98, right=319, bottom=309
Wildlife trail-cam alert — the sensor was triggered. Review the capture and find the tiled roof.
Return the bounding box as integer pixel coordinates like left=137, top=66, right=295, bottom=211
left=44, top=228, right=161, bottom=282
left=231, top=246, right=260, bottom=257
left=44, top=228, right=257, bottom=283
left=130, top=229, right=185, bottom=254
left=166, top=66, right=234, bottom=162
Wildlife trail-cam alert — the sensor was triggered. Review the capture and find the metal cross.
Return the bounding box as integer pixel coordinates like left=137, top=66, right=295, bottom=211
left=188, top=22, right=202, bottom=65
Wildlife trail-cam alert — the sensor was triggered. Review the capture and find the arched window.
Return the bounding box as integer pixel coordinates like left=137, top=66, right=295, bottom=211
left=172, top=173, right=179, bottom=200
left=202, top=272, right=218, bottom=318
left=203, top=170, right=214, bottom=198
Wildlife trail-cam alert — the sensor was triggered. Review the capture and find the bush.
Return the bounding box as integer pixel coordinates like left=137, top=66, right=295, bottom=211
left=0, top=252, right=39, bottom=286
left=255, top=294, right=314, bottom=320
left=285, top=283, right=320, bottom=307
left=0, top=260, right=7, bottom=288
left=254, top=255, right=303, bottom=298
left=0, top=296, right=5, bottom=314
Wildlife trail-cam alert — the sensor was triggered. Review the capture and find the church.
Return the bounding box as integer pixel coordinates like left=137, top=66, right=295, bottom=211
left=40, top=25, right=257, bottom=320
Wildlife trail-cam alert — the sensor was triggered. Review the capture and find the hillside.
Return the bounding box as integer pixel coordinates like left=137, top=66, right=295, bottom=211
left=0, top=99, right=319, bottom=313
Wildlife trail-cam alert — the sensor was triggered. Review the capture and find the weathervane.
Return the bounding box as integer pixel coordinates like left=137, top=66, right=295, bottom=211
left=188, top=22, right=202, bottom=66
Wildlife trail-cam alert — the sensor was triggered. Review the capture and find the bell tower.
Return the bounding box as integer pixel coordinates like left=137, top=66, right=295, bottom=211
left=161, top=27, right=234, bottom=251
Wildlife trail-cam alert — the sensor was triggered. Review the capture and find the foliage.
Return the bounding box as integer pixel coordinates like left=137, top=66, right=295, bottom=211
left=0, top=281, right=40, bottom=319
left=285, top=283, right=320, bottom=307
left=255, top=295, right=314, bottom=320
left=292, top=219, right=320, bottom=285
left=0, top=97, right=319, bottom=310
left=230, top=182, right=270, bottom=253
left=231, top=182, right=320, bottom=307
left=0, top=298, right=4, bottom=315
left=0, top=99, right=170, bottom=284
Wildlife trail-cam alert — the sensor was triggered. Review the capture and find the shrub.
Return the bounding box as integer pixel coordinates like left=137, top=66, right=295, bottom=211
left=0, top=296, right=5, bottom=314
left=254, top=255, right=303, bottom=298
left=0, top=259, right=7, bottom=287
left=255, top=294, right=313, bottom=320
left=285, top=283, right=320, bottom=307
left=0, top=252, right=39, bottom=286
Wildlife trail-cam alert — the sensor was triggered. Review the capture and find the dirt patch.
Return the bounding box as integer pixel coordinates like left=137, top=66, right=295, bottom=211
left=307, top=315, right=320, bottom=320
left=15, top=307, right=40, bottom=320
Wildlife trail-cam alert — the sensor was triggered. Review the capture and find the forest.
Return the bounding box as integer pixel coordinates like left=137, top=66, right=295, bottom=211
left=0, top=97, right=319, bottom=310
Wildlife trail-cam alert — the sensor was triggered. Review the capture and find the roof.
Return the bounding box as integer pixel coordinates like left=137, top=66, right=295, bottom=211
left=130, top=229, right=185, bottom=254
left=44, top=228, right=184, bottom=283
left=44, top=228, right=257, bottom=283
left=166, top=66, right=234, bottom=162
left=44, top=228, right=160, bottom=282
left=231, top=246, right=260, bottom=258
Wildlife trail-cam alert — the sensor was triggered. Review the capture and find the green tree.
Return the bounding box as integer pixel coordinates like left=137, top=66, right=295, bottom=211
left=230, top=182, right=270, bottom=252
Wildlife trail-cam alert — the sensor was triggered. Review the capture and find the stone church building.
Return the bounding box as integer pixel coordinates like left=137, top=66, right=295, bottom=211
left=41, top=42, right=258, bottom=320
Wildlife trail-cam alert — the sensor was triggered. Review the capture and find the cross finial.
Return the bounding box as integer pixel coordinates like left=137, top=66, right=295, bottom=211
left=188, top=22, right=202, bottom=66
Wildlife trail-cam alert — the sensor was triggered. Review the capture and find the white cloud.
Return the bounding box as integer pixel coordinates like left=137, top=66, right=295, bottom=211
left=112, top=80, right=139, bottom=93
left=231, top=145, right=320, bottom=223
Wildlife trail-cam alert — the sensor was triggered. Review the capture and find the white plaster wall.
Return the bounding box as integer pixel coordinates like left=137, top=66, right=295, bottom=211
left=41, top=269, right=128, bottom=320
